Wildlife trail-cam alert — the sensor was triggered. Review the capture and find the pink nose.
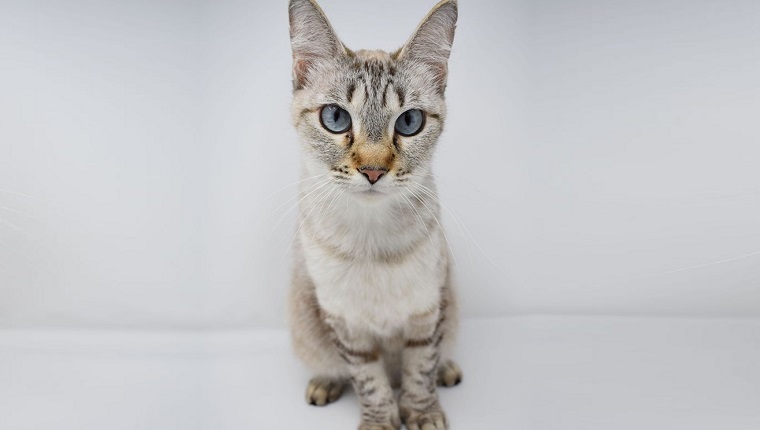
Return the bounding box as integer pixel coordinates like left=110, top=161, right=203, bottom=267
left=359, top=167, right=387, bottom=185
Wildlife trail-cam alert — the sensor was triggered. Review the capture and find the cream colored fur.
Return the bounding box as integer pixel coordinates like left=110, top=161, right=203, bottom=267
left=287, top=1, right=460, bottom=429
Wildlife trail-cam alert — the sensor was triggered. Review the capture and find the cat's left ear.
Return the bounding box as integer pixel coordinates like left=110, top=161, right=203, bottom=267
left=397, top=0, right=458, bottom=93
left=288, top=0, right=347, bottom=90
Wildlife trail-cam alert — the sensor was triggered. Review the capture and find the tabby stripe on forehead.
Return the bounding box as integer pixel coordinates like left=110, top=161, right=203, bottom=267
left=346, top=82, right=355, bottom=103
left=381, top=81, right=391, bottom=108
left=395, top=87, right=405, bottom=107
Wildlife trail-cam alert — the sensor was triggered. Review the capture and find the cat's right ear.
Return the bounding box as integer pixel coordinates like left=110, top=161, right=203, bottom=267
left=288, top=0, right=346, bottom=90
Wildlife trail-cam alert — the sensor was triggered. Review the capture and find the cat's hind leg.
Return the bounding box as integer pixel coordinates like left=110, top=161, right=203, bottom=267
left=436, top=284, right=462, bottom=388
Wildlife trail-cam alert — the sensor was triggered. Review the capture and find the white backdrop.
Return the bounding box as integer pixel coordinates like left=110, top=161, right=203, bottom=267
left=1, top=0, right=758, bottom=329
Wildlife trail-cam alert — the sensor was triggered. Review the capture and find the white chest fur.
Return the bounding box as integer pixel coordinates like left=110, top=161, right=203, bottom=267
left=299, top=196, right=447, bottom=336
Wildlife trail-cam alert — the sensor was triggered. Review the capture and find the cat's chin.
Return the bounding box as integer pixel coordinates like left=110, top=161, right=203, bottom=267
left=352, top=188, right=390, bottom=201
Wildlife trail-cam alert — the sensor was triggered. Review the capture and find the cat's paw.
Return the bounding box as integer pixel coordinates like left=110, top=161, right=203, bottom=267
left=305, top=376, right=345, bottom=406
left=437, top=359, right=462, bottom=387
left=357, top=406, right=401, bottom=430
left=401, top=404, right=448, bottom=430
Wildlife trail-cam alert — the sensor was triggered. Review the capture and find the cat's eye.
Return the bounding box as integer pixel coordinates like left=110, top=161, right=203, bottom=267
left=394, top=109, right=425, bottom=137
left=320, top=104, right=352, bottom=134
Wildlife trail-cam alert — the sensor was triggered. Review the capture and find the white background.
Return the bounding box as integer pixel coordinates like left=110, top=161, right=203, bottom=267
left=1, top=0, right=759, bottom=329
left=2, top=2, right=759, bottom=430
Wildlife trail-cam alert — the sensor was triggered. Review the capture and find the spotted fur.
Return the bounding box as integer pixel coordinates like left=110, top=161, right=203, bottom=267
left=287, top=1, right=461, bottom=429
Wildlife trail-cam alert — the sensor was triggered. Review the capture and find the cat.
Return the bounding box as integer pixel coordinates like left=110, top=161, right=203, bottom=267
left=287, top=1, right=460, bottom=429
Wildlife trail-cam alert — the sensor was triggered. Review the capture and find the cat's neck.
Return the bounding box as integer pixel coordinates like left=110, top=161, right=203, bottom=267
left=297, top=176, right=441, bottom=259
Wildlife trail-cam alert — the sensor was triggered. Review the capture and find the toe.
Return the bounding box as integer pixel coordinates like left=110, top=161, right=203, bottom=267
left=306, top=377, right=345, bottom=406
left=437, top=360, right=463, bottom=387
left=312, top=386, right=328, bottom=405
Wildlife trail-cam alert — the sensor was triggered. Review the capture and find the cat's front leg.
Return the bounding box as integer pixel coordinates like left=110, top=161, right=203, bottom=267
left=325, top=315, right=400, bottom=430
left=399, top=306, right=448, bottom=430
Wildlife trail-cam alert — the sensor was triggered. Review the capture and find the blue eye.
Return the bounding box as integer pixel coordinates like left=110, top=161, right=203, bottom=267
left=394, top=109, right=425, bottom=136
left=320, top=104, right=352, bottom=133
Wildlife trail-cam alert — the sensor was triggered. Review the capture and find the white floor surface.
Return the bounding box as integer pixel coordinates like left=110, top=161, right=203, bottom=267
left=1, top=316, right=759, bottom=430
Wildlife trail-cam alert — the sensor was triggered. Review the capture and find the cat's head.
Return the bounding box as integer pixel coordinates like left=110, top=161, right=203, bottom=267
left=288, top=0, right=457, bottom=200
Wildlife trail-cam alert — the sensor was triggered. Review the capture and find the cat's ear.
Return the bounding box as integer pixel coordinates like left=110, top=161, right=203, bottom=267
left=397, top=0, right=458, bottom=93
left=288, top=0, right=347, bottom=90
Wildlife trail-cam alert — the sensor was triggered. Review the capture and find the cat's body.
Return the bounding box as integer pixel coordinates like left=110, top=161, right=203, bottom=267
left=287, top=1, right=460, bottom=429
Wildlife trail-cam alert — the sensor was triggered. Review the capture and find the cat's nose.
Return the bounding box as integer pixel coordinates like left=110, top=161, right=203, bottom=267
left=358, top=166, right=387, bottom=185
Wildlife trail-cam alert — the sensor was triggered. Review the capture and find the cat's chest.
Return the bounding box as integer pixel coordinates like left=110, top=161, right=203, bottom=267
left=302, top=230, right=446, bottom=336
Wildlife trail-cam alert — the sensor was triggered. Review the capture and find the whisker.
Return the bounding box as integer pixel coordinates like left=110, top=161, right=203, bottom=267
left=263, top=173, right=327, bottom=202
left=0, top=219, right=57, bottom=274
left=0, top=205, right=40, bottom=220
left=282, top=185, right=335, bottom=258
left=409, top=180, right=507, bottom=275
left=0, top=216, right=57, bottom=257
left=266, top=179, right=331, bottom=241
left=284, top=185, right=335, bottom=249
left=641, top=249, right=760, bottom=279
left=409, top=182, right=472, bottom=265
left=455, top=216, right=508, bottom=275
left=314, top=188, right=343, bottom=234
left=266, top=176, right=329, bottom=222
left=409, top=190, right=459, bottom=269
left=399, top=193, right=435, bottom=252
left=0, top=188, right=52, bottom=204
left=0, top=239, right=39, bottom=268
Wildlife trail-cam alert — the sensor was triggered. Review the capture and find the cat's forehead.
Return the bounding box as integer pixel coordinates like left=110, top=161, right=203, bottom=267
left=302, top=46, right=444, bottom=125
left=352, top=49, right=394, bottom=63
left=341, top=50, right=399, bottom=141
left=346, top=49, right=398, bottom=80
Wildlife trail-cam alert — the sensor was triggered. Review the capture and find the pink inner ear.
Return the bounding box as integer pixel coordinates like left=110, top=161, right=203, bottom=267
left=429, top=63, right=448, bottom=94
left=292, top=58, right=311, bottom=89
